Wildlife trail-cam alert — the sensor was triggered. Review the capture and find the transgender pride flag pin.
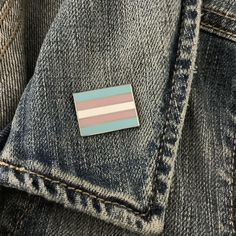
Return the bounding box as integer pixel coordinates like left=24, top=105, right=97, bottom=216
left=73, top=84, right=140, bottom=136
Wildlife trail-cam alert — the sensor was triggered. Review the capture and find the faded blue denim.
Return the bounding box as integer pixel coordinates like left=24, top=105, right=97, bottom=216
left=0, top=0, right=235, bottom=235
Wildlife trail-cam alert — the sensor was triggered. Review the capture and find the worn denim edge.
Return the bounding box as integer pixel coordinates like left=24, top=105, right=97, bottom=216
left=0, top=163, right=163, bottom=235
left=148, top=0, right=202, bottom=223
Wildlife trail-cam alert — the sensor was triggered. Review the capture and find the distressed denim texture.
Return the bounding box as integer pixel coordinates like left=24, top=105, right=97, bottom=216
left=0, top=0, right=236, bottom=235
left=0, top=0, right=64, bottom=131
left=0, top=187, right=136, bottom=236
left=163, top=31, right=236, bottom=235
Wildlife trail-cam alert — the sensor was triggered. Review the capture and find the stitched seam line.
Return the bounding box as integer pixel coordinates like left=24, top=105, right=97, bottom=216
left=0, top=161, right=148, bottom=217
left=149, top=0, right=201, bottom=213
left=202, top=6, right=236, bottom=22
left=0, top=21, right=22, bottom=59
left=233, top=133, right=236, bottom=234
left=200, top=22, right=236, bottom=39
left=0, top=0, right=14, bottom=24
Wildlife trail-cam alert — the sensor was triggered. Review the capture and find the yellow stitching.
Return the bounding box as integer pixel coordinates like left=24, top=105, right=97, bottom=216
left=0, top=21, right=21, bottom=58
left=0, top=161, right=148, bottom=217
left=202, top=6, right=236, bottom=22
left=200, top=22, right=236, bottom=39
left=0, top=0, right=15, bottom=24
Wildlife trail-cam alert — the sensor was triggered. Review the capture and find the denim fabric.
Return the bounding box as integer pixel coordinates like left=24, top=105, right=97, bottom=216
left=0, top=0, right=26, bottom=131
left=201, top=1, right=236, bottom=43
left=0, top=0, right=236, bottom=235
left=0, top=187, right=135, bottom=236
left=164, top=30, right=236, bottom=235
left=1, top=0, right=187, bottom=233
left=0, top=0, right=63, bottom=130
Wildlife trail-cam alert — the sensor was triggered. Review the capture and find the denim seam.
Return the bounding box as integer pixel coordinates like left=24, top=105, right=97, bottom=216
left=202, top=6, right=236, bottom=22
left=0, top=160, right=149, bottom=217
left=200, top=22, right=236, bottom=39
left=233, top=134, right=236, bottom=233
left=0, top=0, right=14, bottom=24
left=149, top=0, right=202, bottom=215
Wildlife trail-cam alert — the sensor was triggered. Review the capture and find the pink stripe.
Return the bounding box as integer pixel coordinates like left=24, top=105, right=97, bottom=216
left=76, top=93, right=133, bottom=110
left=79, top=109, right=137, bottom=128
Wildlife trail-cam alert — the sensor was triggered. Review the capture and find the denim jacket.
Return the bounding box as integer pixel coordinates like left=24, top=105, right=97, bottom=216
left=0, top=0, right=235, bottom=235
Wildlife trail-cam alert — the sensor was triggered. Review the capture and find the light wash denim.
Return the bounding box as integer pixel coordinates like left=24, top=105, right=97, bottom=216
left=0, top=0, right=235, bottom=235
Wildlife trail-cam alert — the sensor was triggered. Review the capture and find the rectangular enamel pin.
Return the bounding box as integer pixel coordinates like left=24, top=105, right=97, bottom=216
left=73, top=84, right=140, bottom=136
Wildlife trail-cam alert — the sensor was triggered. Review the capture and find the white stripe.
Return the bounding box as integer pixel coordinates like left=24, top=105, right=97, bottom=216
left=77, top=102, right=136, bottom=119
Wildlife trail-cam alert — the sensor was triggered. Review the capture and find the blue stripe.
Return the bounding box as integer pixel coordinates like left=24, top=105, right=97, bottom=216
left=73, top=84, right=132, bottom=101
left=80, top=117, right=139, bottom=136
